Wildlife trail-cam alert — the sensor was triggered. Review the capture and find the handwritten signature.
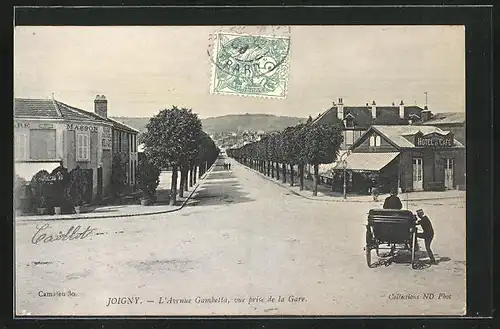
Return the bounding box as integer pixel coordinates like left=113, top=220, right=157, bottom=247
left=31, top=223, right=96, bottom=244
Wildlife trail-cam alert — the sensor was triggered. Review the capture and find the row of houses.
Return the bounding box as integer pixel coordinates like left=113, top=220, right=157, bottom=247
left=14, top=95, right=140, bottom=203
left=312, top=98, right=466, bottom=193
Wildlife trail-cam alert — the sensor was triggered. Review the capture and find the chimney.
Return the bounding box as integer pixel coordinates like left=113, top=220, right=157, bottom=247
left=94, top=95, right=108, bottom=118
left=371, top=100, right=376, bottom=119
left=337, top=97, right=344, bottom=120
left=399, top=100, right=404, bottom=119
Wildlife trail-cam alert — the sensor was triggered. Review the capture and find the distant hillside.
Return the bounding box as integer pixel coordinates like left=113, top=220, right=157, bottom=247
left=111, top=114, right=306, bottom=135
left=201, top=114, right=305, bottom=133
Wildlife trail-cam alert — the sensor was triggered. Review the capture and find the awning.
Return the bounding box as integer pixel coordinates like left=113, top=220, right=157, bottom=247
left=333, top=152, right=400, bottom=172
left=318, top=162, right=338, bottom=178
left=15, top=162, right=61, bottom=181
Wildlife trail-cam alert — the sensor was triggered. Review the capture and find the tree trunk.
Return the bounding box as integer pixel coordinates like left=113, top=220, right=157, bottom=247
left=193, top=166, right=197, bottom=184
left=179, top=169, right=185, bottom=198
left=299, top=164, right=305, bottom=191
left=170, top=165, right=178, bottom=206
left=271, top=162, right=275, bottom=178
left=313, top=164, right=319, bottom=196
left=189, top=166, right=194, bottom=187
left=275, top=162, right=280, bottom=180
left=290, top=164, right=294, bottom=186
left=184, top=169, right=189, bottom=192
left=282, top=163, right=286, bottom=183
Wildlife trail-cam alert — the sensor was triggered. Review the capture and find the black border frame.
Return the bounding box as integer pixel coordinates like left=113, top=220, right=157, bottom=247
left=5, top=4, right=494, bottom=329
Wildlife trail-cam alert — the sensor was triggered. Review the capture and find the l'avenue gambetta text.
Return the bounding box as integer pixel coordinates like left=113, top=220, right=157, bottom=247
left=31, top=223, right=96, bottom=244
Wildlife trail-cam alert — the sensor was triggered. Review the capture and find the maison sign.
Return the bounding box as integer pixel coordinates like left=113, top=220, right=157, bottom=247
left=415, top=133, right=454, bottom=147
left=66, top=124, right=98, bottom=133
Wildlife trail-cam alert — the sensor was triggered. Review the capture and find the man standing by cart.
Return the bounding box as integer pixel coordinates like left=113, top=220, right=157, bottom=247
left=383, top=188, right=402, bottom=210
left=416, top=208, right=436, bottom=265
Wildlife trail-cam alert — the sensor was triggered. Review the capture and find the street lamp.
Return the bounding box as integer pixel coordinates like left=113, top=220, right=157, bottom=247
left=340, top=151, right=351, bottom=199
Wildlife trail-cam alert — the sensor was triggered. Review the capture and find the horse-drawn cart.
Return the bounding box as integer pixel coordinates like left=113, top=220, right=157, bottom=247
left=365, top=209, right=418, bottom=269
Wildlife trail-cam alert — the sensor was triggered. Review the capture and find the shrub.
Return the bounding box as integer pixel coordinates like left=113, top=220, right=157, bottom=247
left=137, top=157, right=161, bottom=199
left=111, top=152, right=128, bottom=196
left=68, top=166, right=88, bottom=206
left=30, top=170, right=51, bottom=209
left=14, top=175, right=28, bottom=212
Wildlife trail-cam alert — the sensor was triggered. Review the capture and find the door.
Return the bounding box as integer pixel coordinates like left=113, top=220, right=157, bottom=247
left=97, top=167, right=103, bottom=199
left=83, top=169, right=93, bottom=204
left=412, top=158, right=423, bottom=191
left=444, top=158, right=454, bottom=189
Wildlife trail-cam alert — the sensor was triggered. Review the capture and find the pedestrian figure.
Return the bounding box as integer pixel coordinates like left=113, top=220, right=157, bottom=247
left=223, top=163, right=227, bottom=170
left=415, top=209, right=436, bottom=265
left=228, top=163, right=231, bottom=170
left=383, top=188, right=402, bottom=210
left=370, top=174, right=380, bottom=201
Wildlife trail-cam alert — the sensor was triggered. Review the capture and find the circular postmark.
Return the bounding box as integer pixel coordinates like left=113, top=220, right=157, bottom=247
left=209, top=28, right=291, bottom=98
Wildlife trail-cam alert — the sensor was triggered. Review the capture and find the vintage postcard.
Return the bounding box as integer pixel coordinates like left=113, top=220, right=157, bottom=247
left=14, top=25, right=466, bottom=317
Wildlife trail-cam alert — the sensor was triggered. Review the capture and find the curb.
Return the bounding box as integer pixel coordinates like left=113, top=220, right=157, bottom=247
left=237, top=162, right=464, bottom=203
left=16, top=163, right=217, bottom=222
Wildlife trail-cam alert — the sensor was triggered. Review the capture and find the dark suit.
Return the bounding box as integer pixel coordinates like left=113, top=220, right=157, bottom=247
left=383, top=195, right=403, bottom=210
left=417, top=215, right=436, bottom=263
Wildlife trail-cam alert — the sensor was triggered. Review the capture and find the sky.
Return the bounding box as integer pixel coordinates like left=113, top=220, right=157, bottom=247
left=14, top=25, right=465, bottom=119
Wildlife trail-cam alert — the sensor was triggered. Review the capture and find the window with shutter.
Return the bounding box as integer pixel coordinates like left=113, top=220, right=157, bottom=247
left=15, top=133, right=28, bottom=160
left=77, top=133, right=90, bottom=161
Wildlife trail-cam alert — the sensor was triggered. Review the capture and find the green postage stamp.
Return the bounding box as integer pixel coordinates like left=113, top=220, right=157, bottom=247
left=210, top=33, right=291, bottom=98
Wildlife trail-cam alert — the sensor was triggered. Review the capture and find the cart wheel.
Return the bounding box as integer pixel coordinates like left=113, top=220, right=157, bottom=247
left=365, top=227, right=376, bottom=268
left=410, top=231, right=417, bottom=269
left=366, top=245, right=375, bottom=268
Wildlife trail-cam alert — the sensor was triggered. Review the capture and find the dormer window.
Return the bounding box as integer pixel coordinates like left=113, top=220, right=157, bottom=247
left=409, top=113, right=421, bottom=121
left=345, top=118, right=354, bottom=128
left=369, top=136, right=375, bottom=147
left=375, top=136, right=381, bottom=146
left=344, top=113, right=355, bottom=128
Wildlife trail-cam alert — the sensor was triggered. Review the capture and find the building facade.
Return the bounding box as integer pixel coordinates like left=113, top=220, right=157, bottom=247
left=313, top=98, right=431, bottom=150
left=334, top=125, right=465, bottom=193
left=417, top=112, right=465, bottom=145
left=14, top=96, right=139, bottom=202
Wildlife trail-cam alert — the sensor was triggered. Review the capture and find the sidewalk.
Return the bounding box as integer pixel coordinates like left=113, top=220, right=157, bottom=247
left=237, top=161, right=465, bottom=203
left=16, top=163, right=216, bottom=222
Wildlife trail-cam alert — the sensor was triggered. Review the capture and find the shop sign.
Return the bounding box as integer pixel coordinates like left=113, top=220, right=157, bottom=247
left=102, top=127, right=112, bottom=150
left=38, top=123, right=54, bottom=129
left=14, top=122, right=30, bottom=128
left=66, top=124, right=98, bottom=133
left=415, top=133, right=454, bottom=147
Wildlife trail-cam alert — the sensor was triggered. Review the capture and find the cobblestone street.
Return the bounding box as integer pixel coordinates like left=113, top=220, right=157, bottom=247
left=15, top=156, right=466, bottom=316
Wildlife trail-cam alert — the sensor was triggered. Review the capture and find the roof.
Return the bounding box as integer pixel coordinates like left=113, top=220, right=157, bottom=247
left=313, top=104, right=426, bottom=127
left=369, top=125, right=465, bottom=148
left=108, top=117, right=140, bottom=134
left=333, top=152, right=400, bottom=171
left=14, top=98, right=61, bottom=118
left=14, top=98, right=139, bottom=134
left=421, top=112, right=465, bottom=125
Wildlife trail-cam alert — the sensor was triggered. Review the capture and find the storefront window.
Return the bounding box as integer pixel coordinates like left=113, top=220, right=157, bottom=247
left=15, top=132, right=28, bottom=161
left=30, top=129, right=56, bottom=160
left=77, top=132, right=90, bottom=161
